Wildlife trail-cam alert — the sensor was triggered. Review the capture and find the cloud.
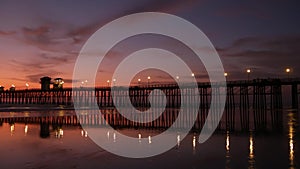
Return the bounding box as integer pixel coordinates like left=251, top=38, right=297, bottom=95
left=67, top=0, right=201, bottom=44
left=39, top=51, right=73, bottom=63
left=8, top=24, right=79, bottom=68
left=122, top=0, right=200, bottom=14
left=215, top=2, right=271, bottom=20
left=22, top=26, right=50, bottom=36
left=20, top=26, right=56, bottom=47
left=9, top=50, right=77, bottom=73
left=21, top=25, right=70, bottom=46
left=218, top=35, right=300, bottom=77
left=221, top=35, right=300, bottom=58
left=26, top=71, right=63, bottom=84
left=0, top=30, right=16, bottom=36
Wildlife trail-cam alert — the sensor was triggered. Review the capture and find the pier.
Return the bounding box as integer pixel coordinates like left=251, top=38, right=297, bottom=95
left=1, top=78, right=299, bottom=132
left=0, top=78, right=299, bottom=109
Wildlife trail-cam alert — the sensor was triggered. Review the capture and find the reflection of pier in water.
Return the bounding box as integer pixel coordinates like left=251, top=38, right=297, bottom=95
left=0, top=108, right=289, bottom=132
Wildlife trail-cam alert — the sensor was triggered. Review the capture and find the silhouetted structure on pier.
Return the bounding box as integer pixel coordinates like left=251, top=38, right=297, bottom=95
left=40, top=76, right=51, bottom=91
left=53, top=78, right=64, bottom=90
left=9, top=85, right=15, bottom=91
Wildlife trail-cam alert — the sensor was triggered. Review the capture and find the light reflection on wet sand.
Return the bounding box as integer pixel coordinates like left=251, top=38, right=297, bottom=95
left=225, top=131, right=230, bottom=169
left=0, top=110, right=298, bottom=169
left=288, top=112, right=297, bottom=169
left=248, top=131, right=256, bottom=169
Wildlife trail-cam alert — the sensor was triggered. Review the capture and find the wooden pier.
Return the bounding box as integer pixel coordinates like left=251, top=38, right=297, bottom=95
left=0, top=78, right=299, bottom=131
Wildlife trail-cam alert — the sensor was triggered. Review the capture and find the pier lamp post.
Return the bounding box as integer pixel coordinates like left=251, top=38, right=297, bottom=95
left=138, top=78, right=141, bottom=85
left=25, top=83, right=29, bottom=90
left=113, top=78, right=116, bottom=86
left=285, top=68, right=291, bottom=79
left=0, top=85, right=4, bottom=92
left=147, top=76, right=151, bottom=86
left=10, top=84, right=16, bottom=91
left=246, top=69, right=251, bottom=81
left=107, top=80, right=110, bottom=87
left=176, top=75, right=180, bottom=85
left=80, top=80, right=88, bottom=88
left=224, top=72, right=228, bottom=80
left=191, top=73, right=195, bottom=84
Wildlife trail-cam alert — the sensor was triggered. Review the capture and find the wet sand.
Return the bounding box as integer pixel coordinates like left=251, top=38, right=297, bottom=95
left=0, top=122, right=298, bottom=169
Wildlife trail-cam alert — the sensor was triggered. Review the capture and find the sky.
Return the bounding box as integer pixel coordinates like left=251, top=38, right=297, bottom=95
left=0, top=0, right=299, bottom=89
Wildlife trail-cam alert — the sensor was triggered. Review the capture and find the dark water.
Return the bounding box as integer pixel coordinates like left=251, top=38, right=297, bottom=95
left=0, top=109, right=299, bottom=169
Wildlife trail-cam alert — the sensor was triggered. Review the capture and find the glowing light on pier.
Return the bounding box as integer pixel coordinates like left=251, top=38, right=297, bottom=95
left=286, top=68, right=291, bottom=78
left=246, top=69, right=251, bottom=80
left=224, top=72, right=228, bottom=77
left=147, top=76, right=151, bottom=86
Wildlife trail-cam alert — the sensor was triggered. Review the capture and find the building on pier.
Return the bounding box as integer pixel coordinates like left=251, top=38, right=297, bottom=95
left=0, top=86, right=4, bottom=92
left=9, top=85, right=15, bottom=91
left=53, top=78, right=64, bottom=90
left=40, top=76, right=51, bottom=91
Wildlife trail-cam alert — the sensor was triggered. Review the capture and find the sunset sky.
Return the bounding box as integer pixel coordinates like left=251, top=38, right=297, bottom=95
left=0, top=0, right=299, bottom=89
